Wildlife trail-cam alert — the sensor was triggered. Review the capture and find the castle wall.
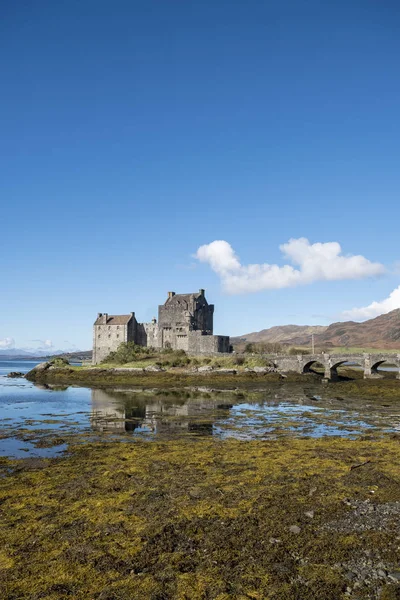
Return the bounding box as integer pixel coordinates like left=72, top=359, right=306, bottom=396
left=158, top=305, right=191, bottom=329
left=194, top=303, right=214, bottom=334
left=187, top=331, right=230, bottom=354
left=93, top=323, right=129, bottom=364
left=93, top=314, right=137, bottom=364
left=176, top=334, right=189, bottom=351
left=136, top=322, right=161, bottom=348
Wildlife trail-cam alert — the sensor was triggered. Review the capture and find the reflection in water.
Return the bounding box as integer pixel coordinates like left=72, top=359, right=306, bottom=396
left=90, top=388, right=235, bottom=436
left=89, top=384, right=394, bottom=440
left=3, top=371, right=400, bottom=459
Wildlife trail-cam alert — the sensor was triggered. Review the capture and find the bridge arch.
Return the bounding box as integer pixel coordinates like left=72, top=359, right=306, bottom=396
left=329, top=359, right=364, bottom=381
left=302, top=360, right=325, bottom=375
left=370, top=358, right=400, bottom=377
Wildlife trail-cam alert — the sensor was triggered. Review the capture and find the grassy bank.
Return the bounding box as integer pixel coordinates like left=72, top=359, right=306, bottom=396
left=25, top=364, right=284, bottom=387
left=1, top=436, right=400, bottom=599
left=24, top=363, right=400, bottom=401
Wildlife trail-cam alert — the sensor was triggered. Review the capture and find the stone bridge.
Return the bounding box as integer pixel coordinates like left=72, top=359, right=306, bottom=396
left=268, top=353, right=400, bottom=381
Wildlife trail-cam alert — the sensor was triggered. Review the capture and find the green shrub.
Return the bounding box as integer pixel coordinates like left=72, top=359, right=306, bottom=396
left=233, top=355, right=245, bottom=366
left=50, top=357, right=70, bottom=367
left=102, top=342, right=154, bottom=364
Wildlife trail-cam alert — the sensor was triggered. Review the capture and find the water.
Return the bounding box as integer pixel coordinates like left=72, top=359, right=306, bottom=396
left=1, top=360, right=400, bottom=458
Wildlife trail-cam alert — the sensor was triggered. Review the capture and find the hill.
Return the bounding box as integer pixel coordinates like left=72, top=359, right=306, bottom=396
left=233, top=309, right=400, bottom=350
left=315, top=309, right=400, bottom=350
left=231, top=325, right=327, bottom=347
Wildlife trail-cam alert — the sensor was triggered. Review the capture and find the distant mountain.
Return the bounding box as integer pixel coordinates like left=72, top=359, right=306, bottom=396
left=231, top=325, right=327, bottom=347
left=315, top=309, right=400, bottom=350
left=0, top=348, right=37, bottom=358
left=233, top=309, right=400, bottom=350
left=0, top=348, right=90, bottom=360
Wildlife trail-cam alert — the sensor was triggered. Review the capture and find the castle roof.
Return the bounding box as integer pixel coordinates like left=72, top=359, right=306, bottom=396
left=165, top=291, right=205, bottom=304
left=94, top=314, right=133, bottom=325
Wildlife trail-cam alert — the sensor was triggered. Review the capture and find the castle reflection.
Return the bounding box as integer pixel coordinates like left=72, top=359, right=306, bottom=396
left=90, top=388, right=235, bottom=436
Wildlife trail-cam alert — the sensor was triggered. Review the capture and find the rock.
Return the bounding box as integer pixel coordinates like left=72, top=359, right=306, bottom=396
left=377, top=569, right=387, bottom=578
left=289, top=525, right=301, bottom=534
left=253, top=366, right=268, bottom=373
left=216, top=369, right=237, bottom=374
left=25, top=362, right=52, bottom=381
left=144, top=365, right=165, bottom=372
left=269, top=537, right=282, bottom=544
left=6, top=372, right=25, bottom=378
left=198, top=366, right=213, bottom=372
left=34, top=361, right=52, bottom=372
left=305, top=510, right=314, bottom=519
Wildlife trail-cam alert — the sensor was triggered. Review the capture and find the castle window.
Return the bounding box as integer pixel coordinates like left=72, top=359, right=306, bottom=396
left=117, top=334, right=119, bottom=339
left=108, top=334, right=111, bottom=339
left=98, top=335, right=101, bottom=339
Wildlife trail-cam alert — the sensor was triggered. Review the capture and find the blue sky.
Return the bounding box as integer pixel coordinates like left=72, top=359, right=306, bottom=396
left=1, top=0, right=400, bottom=351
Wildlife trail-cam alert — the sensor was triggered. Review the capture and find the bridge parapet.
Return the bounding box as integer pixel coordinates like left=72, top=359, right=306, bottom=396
left=269, top=352, right=400, bottom=380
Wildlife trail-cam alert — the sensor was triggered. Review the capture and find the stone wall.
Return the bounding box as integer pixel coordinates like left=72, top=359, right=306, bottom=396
left=136, top=322, right=161, bottom=349
left=93, top=314, right=137, bottom=364
left=187, top=331, right=230, bottom=354
left=93, top=322, right=130, bottom=364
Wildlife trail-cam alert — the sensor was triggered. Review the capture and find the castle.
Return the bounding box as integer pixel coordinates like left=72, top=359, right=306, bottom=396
left=92, top=289, right=230, bottom=364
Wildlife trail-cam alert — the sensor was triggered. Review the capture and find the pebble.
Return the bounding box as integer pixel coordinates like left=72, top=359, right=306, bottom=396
left=289, top=525, right=301, bottom=534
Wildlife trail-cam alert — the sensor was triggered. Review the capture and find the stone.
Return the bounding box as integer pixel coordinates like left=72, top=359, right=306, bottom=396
left=145, top=365, right=165, bottom=372
left=34, top=361, right=51, bottom=372
left=289, top=525, right=301, bottom=534
left=7, top=372, right=25, bottom=378
left=112, top=368, right=144, bottom=373
left=216, top=369, right=237, bottom=374
left=253, top=366, right=268, bottom=373
left=198, top=365, right=213, bottom=372
left=305, top=510, right=314, bottom=519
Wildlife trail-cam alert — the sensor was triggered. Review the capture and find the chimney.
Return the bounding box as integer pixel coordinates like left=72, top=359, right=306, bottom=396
left=199, top=288, right=205, bottom=296
left=168, top=291, right=175, bottom=299
left=97, top=313, right=102, bottom=318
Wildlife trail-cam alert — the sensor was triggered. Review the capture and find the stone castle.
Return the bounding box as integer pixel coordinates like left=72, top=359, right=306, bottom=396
left=93, top=289, right=230, bottom=364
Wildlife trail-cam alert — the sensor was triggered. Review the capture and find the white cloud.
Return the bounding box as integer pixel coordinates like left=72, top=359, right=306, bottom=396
left=0, top=337, right=15, bottom=349
left=195, top=238, right=385, bottom=294
left=342, top=285, right=400, bottom=320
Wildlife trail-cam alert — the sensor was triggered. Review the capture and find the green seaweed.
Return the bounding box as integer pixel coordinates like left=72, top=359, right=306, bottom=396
left=1, top=436, right=400, bottom=598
